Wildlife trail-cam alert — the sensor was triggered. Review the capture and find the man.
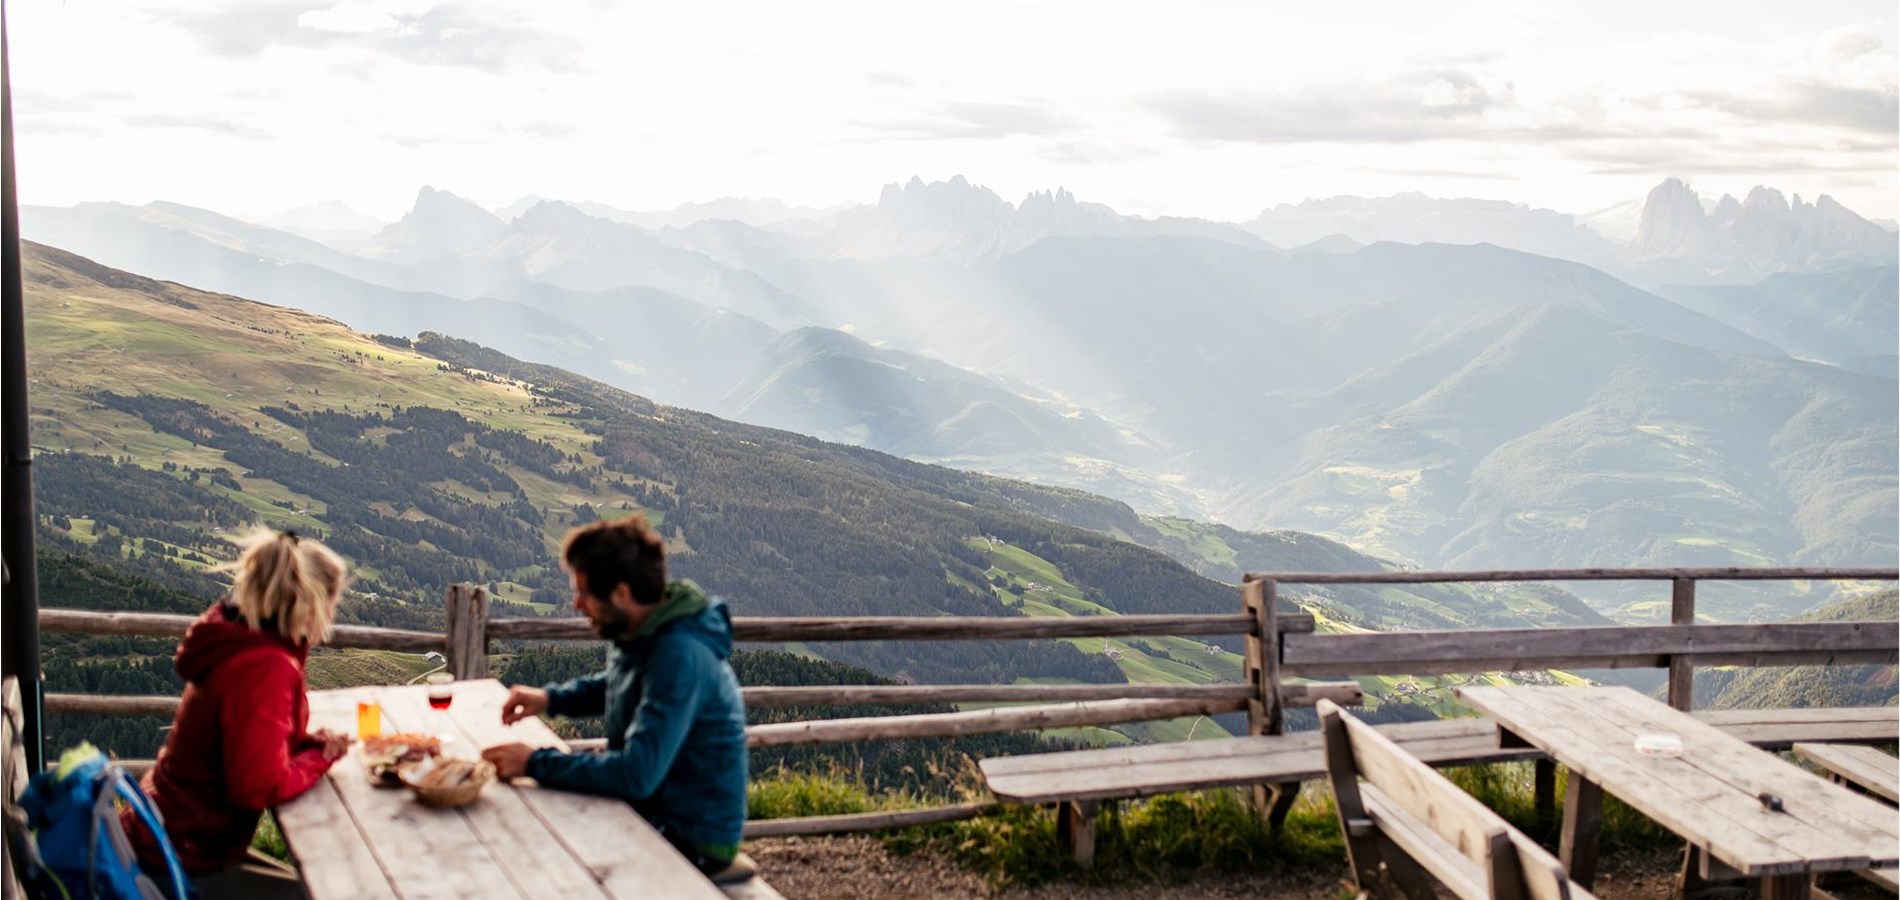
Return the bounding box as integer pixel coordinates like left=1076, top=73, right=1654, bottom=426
left=482, top=515, right=752, bottom=881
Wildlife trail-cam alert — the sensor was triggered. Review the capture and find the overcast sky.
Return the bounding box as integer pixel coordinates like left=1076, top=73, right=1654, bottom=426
left=8, top=0, right=1897, bottom=223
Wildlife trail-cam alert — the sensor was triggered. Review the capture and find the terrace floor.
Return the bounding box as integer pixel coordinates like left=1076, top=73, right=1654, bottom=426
left=746, top=838, right=1755, bottom=900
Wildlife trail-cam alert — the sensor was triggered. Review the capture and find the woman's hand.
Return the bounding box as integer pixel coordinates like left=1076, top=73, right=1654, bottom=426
left=312, top=728, right=354, bottom=760
left=500, top=686, right=549, bottom=725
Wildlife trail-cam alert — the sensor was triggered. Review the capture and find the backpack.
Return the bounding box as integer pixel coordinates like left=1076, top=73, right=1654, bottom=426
left=15, top=744, right=191, bottom=900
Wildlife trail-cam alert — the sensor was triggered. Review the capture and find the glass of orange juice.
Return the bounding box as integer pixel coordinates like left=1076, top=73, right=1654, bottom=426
left=356, top=701, right=381, bottom=739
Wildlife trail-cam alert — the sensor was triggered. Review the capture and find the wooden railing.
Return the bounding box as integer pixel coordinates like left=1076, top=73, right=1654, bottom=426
left=35, top=566, right=1899, bottom=836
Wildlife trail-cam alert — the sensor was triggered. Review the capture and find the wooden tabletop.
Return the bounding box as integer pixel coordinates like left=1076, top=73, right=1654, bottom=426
left=276, top=679, right=726, bottom=900
left=1457, top=686, right=1900, bottom=878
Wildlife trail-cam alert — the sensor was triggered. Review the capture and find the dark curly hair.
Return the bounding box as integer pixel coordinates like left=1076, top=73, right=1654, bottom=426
left=561, top=514, right=667, bottom=606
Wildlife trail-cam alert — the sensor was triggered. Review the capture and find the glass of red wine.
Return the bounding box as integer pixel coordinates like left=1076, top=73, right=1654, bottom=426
left=421, top=675, right=450, bottom=710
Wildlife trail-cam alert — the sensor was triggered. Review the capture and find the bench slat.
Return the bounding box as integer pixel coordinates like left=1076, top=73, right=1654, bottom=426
left=1332, top=704, right=1585, bottom=900
left=980, top=708, right=1899, bottom=806
left=986, top=729, right=1539, bottom=804
left=1794, top=743, right=1899, bottom=803
left=1361, top=783, right=1491, bottom=900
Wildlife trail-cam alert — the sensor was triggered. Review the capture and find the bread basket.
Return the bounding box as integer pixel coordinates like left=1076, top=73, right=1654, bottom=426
left=399, top=757, right=497, bottom=809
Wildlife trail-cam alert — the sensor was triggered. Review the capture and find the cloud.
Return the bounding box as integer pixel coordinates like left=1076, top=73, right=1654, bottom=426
left=168, top=0, right=582, bottom=73
left=859, top=98, right=1069, bottom=141
left=123, top=113, right=274, bottom=139
left=1150, top=69, right=1516, bottom=144
left=298, top=2, right=400, bottom=33
left=1033, top=140, right=1156, bottom=166
left=1578, top=141, right=1898, bottom=177
left=1687, top=82, right=1899, bottom=135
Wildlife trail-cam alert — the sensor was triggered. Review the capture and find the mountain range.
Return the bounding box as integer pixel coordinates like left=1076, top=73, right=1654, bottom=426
left=23, top=175, right=1896, bottom=620
left=25, top=241, right=1646, bottom=744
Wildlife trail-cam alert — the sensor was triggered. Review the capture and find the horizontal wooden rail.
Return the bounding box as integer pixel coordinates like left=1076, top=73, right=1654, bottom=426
left=39, top=609, right=446, bottom=653
left=746, top=683, right=1255, bottom=708
left=488, top=612, right=1298, bottom=643
left=1281, top=621, right=1899, bottom=677
left=743, top=802, right=996, bottom=838
left=745, top=696, right=1248, bottom=748
left=1248, top=567, right=1899, bottom=584
left=41, top=681, right=1357, bottom=726
left=747, top=679, right=1358, bottom=708
left=44, top=694, right=178, bottom=716
left=571, top=696, right=1248, bottom=751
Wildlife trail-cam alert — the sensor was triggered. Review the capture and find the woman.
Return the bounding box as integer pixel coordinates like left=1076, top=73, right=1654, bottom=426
left=124, top=528, right=355, bottom=896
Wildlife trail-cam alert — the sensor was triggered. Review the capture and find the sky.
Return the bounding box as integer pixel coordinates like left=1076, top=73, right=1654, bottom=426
left=8, top=0, right=1897, bottom=224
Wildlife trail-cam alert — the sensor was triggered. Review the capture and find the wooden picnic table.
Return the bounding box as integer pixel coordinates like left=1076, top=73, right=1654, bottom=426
left=275, top=678, right=727, bottom=900
left=1458, top=686, right=1900, bottom=900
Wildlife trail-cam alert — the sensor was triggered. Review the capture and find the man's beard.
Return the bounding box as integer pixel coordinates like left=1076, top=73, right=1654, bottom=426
left=588, top=604, right=634, bottom=640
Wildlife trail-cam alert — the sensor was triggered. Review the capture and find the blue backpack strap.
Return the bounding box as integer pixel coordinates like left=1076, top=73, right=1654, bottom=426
left=107, top=769, right=191, bottom=900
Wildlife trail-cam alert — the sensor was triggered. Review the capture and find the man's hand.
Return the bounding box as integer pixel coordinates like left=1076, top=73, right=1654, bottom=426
left=482, top=742, right=536, bottom=780
left=312, top=728, right=354, bottom=761
left=501, top=685, right=549, bottom=725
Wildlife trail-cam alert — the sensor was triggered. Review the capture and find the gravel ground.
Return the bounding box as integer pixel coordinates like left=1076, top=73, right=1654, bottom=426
left=748, top=837, right=1712, bottom=899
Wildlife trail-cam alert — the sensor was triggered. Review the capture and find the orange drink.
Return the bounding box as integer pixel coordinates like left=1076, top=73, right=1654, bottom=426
left=357, top=701, right=382, bottom=738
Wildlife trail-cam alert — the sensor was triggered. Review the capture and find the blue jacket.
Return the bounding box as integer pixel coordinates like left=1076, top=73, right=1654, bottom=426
left=527, top=584, right=748, bottom=857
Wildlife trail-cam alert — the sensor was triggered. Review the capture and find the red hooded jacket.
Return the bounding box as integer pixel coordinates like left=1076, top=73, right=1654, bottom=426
left=123, top=603, right=337, bottom=874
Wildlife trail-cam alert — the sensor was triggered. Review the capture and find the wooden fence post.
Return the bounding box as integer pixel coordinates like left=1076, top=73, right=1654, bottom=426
left=1668, top=578, right=1695, bottom=711
left=1243, top=577, right=1297, bottom=831
left=446, top=583, right=490, bottom=680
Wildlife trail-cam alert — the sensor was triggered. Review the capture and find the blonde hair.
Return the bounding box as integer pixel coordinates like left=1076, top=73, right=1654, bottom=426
left=222, top=527, right=350, bottom=644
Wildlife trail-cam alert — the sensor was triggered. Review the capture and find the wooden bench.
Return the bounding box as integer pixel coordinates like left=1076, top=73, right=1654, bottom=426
left=1318, top=699, right=1596, bottom=899
left=1793, top=742, right=1898, bottom=804
left=1792, top=743, right=1899, bottom=896
left=979, top=706, right=1897, bottom=863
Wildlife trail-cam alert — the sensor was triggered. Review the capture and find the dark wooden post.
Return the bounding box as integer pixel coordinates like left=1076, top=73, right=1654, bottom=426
left=445, top=583, right=490, bottom=680
left=1242, top=577, right=1297, bottom=830
left=1559, top=775, right=1604, bottom=888
left=1533, top=758, right=1557, bottom=827
left=1668, top=578, right=1696, bottom=711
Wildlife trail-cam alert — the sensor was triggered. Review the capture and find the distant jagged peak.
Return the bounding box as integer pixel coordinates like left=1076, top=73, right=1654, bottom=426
left=1293, top=232, right=1366, bottom=255
left=509, top=198, right=598, bottom=229
left=1642, top=177, right=1705, bottom=215
left=874, top=174, right=1012, bottom=215
left=404, top=185, right=499, bottom=223
left=1631, top=176, right=1894, bottom=275
left=1743, top=185, right=1791, bottom=214
left=365, top=186, right=506, bottom=261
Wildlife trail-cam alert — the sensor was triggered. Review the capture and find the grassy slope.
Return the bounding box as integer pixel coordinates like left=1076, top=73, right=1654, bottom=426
left=25, top=243, right=638, bottom=590
left=967, top=537, right=1240, bottom=742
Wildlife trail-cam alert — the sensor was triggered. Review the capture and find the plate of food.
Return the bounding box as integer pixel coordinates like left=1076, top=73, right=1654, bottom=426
left=360, top=732, right=443, bottom=787
left=399, top=756, right=497, bottom=808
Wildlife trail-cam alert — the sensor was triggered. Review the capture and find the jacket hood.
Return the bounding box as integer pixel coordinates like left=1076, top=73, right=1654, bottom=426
left=622, top=580, right=733, bottom=661
left=175, top=603, right=305, bottom=683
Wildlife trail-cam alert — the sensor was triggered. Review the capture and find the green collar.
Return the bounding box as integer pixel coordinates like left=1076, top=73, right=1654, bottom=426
left=632, top=579, right=710, bottom=639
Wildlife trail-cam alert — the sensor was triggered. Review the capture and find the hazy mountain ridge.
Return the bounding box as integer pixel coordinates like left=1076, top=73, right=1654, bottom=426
left=1244, top=192, right=1620, bottom=266
left=1657, top=266, right=1899, bottom=376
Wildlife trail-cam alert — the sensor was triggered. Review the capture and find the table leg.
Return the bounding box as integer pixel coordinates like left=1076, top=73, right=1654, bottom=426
left=1533, top=759, right=1556, bottom=828
left=1559, top=774, right=1604, bottom=888
left=1759, top=873, right=1811, bottom=899
left=1680, top=845, right=1711, bottom=897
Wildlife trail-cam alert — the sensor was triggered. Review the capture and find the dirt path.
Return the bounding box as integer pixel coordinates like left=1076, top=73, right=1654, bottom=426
left=748, top=837, right=1698, bottom=899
